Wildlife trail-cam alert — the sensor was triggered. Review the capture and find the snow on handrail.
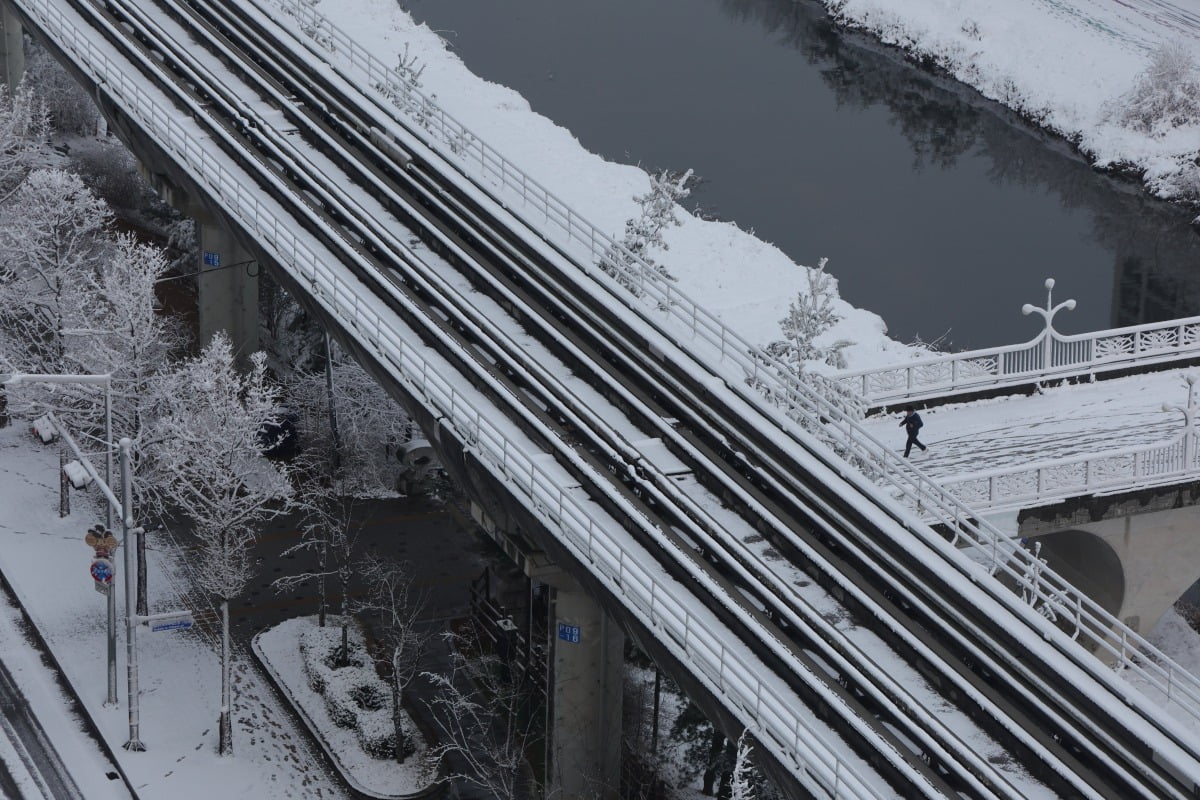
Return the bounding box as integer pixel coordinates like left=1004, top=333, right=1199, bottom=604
left=262, top=0, right=1200, bottom=729
left=20, top=3, right=893, bottom=795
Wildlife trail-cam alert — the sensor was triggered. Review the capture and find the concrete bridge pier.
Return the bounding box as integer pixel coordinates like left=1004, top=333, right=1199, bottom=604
left=544, top=573, right=624, bottom=800
left=138, top=166, right=260, bottom=362
left=472, top=503, right=623, bottom=799
left=196, top=219, right=258, bottom=361
left=0, top=1, right=24, bottom=94
left=1018, top=484, right=1200, bottom=645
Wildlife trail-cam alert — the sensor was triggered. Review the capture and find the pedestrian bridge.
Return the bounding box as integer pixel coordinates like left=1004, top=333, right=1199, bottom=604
left=848, top=294, right=1200, bottom=640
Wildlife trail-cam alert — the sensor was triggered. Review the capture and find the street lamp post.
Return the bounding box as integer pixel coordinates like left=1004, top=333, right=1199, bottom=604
left=1021, top=278, right=1077, bottom=371
left=120, top=439, right=145, bottom=752
left=2, top=373, right=118, bottom=705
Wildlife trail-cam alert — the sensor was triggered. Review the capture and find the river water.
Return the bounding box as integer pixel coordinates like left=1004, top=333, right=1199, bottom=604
left=402, top=0, right=1200, bottom=351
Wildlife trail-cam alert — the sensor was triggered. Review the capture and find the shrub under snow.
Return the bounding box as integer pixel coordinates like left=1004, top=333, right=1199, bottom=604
left=1114, top=40, right=1200, bottom=135
left=298, top=619, right=412, bottom=760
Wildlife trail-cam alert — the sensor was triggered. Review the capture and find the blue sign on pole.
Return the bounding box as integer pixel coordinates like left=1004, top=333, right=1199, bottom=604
left=557, top=623, right=581, bottom=644
left=202, top=251, right=221, bottom=268
left=89, top=557, right=114, bottom=585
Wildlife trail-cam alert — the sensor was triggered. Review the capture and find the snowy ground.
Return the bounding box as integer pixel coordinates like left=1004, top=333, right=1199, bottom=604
left=0, top=424, right=350, bottom=800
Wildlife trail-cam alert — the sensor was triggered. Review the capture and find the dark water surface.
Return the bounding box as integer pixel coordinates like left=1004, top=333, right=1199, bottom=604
left=401, top=0, right=1200, bottom=350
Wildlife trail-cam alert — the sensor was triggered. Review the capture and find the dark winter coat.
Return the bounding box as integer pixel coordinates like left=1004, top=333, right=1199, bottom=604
left=901, top=411, right=924, bottom=437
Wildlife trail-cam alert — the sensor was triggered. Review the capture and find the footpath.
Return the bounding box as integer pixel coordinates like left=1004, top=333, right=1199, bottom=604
left=0, top=424, right=352, bottom=800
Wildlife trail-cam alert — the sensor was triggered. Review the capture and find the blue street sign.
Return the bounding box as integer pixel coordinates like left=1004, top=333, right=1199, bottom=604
left=150, top=619, right=193, bottom=632
left=202, top=251, right=221, bottom=268
left=90, top=557, right=114, bottom=585
left=557, top=623, right=581, bottom=644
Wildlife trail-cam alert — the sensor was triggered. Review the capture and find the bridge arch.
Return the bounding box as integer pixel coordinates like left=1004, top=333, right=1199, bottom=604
left=1026, top=529, right=1125, bottom=619
left=1018, top=485, right=1200, bottom=636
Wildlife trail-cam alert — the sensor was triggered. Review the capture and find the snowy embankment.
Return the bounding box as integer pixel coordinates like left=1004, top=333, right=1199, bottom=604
left=295, top=0, right=1198, bottom=373
left=821, top=0, right=1200, bottom=204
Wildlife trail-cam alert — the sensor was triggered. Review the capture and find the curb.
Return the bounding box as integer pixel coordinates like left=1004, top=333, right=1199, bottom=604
left=0, top=564, right=141, bottom=800
left=250, top=631, right=442, bottom=800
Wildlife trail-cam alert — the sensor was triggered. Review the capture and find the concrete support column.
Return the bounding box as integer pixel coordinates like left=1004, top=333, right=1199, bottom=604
left=197, top=219, right=258, bottom=363
left=547, top=579, right=623, bottom=800
left=0, top=1, right=24, bottom=95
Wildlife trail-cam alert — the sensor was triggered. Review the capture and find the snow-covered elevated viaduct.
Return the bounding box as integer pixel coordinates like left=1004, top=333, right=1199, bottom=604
left=11, top=0, right=1200, bottom=798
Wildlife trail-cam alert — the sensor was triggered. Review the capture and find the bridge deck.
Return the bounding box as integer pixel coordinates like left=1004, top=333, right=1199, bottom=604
left=859, top=367, right=1196, bottom=505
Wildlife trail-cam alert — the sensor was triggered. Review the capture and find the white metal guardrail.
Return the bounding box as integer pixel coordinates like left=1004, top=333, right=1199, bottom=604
left=264, top=0, right=1200, bottom=734
left=21, top=3, right=894, bottom=795
left=834, top=279, right=1200, bottom=409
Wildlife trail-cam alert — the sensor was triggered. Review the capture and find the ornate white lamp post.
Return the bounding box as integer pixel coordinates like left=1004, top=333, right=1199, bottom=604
left=1022, top=278, right=1077, bottom=370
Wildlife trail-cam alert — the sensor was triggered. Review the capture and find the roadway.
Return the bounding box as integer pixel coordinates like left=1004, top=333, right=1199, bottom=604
left=0, top=579, right=129, bottom=800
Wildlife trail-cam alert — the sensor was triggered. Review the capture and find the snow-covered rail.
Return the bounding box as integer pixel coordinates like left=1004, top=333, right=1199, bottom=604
left=24, top=0, right=1200, bottom=794
left=256, top=0, right=1200, bottom=735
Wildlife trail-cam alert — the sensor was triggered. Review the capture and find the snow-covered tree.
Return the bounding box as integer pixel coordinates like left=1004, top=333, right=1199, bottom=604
left=73, top=233, right=188, bottom=614
left=729, top=730, right=756, bottom=800
left=423, top=625, right=541, bottom=799
left=766, top=257, right=843, bottom=368
left=0, top=169, right=112, bottom=381
left=1113, top=40, right=1200, bottom=135
left=285, top=341, right=414, bottom=496
left=142, top=334, right=291, bottom=755
left=0, top=83, right=49, bottom=201
left=24, top=41, right=100, bottom=137
left=598, top=168, right=694, bottom=296
left=354, top=554, right=430, bottom=761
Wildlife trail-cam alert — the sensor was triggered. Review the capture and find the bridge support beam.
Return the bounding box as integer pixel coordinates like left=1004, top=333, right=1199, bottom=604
left=196, top=219, right=258, bottom=363
left=472, top=503, right=622, bottom=799
left=0, top=1, right=24, bottom=95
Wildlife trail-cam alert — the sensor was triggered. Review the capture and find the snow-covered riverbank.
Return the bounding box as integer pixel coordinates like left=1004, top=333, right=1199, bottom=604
left=277, top=0, right=1198, bottom=370
left=822, top=0, right=1200, bottom=205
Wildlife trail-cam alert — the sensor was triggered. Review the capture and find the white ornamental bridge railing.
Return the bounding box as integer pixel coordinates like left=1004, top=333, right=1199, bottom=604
left=926, top=376, right=1200, bottom=516
left=834, top=278, right=1200, bottom=410
left=35, top=0, right=1200, bottom=775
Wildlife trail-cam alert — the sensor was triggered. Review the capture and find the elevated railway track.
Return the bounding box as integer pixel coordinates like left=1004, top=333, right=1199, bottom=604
left=16, top=0, right=1200, bottom=795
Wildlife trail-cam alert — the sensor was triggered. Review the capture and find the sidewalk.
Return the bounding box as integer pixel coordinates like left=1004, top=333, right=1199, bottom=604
left=0, top=424, right=352, bottom=800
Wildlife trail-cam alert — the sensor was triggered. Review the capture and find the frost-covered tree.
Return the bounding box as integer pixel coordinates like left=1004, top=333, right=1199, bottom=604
left=423, top=625, right=541, bottom=800
left=0, top=169, right=112, bottom=381
left=354, top=555, right=429, bottom=761
left=598, top=168, right=694, bottom=295
left=285, top=341, right=414, bottom=496
left=1113, top=40, right=1200, bottom=135
left=143, top=335, right=291, bottom=755
left=766, top=258, right=844, bottom=368
left=0, top=84, right=48, bottom=201
left=73, top=234, right=188, bottom=614
left=24, top=41, right=100, bottom=137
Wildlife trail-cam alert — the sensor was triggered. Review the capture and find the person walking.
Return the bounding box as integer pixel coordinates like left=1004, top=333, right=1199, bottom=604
left=900, top=406, right=926, bottom=457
